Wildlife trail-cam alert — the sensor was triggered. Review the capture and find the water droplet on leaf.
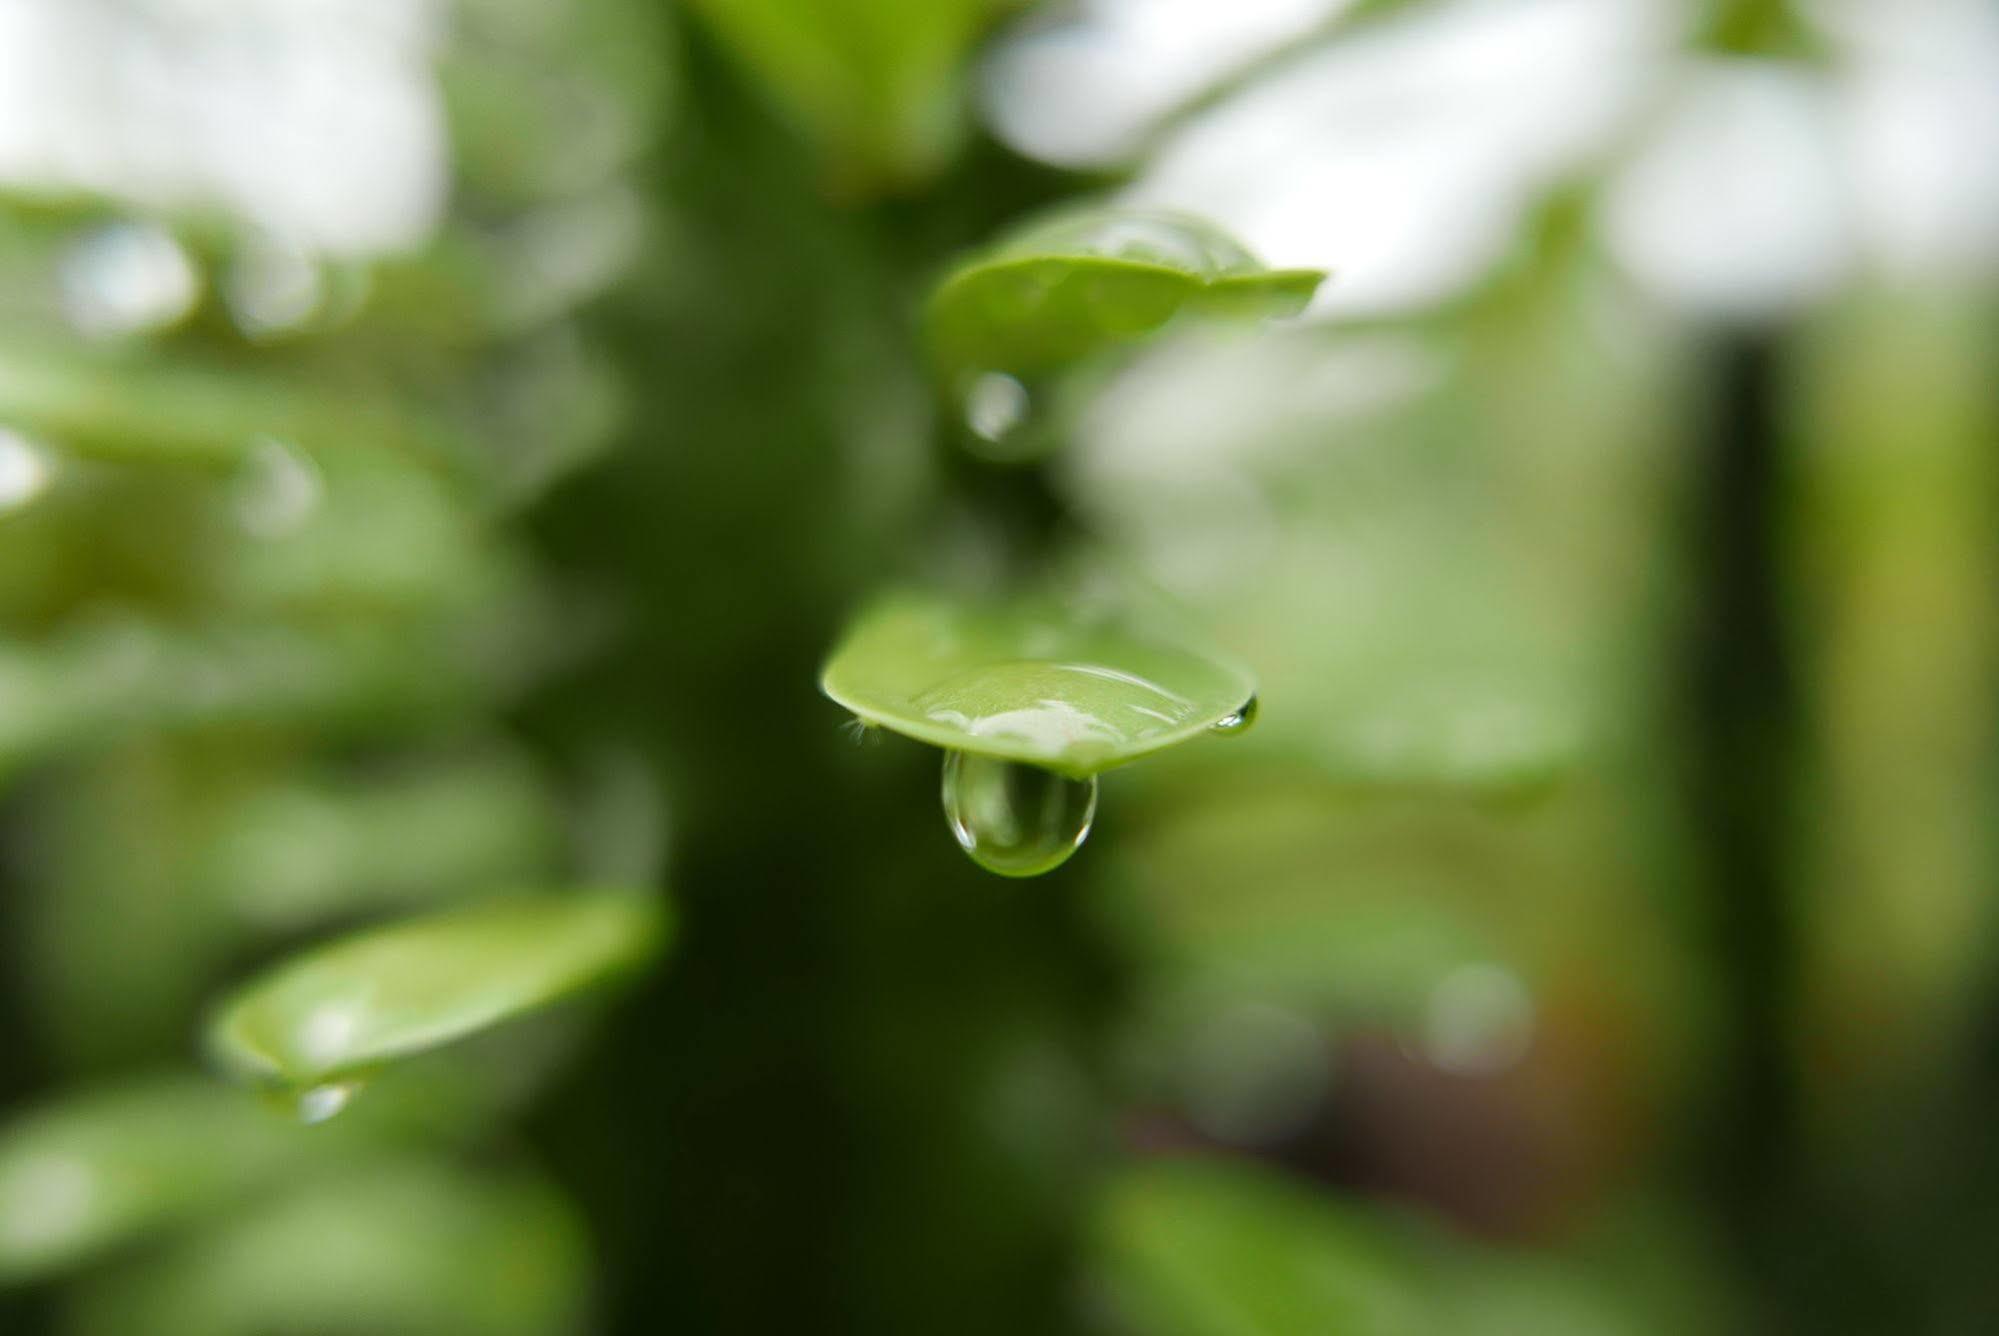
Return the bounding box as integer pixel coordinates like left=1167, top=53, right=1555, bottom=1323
left=1210, top=694, right=1258, bottom=736
left=964, top=371, right=1030, bottom=443
left=942, top=750, right=1097, bottom=878
left=290, top=1080, right=362, bottom=1125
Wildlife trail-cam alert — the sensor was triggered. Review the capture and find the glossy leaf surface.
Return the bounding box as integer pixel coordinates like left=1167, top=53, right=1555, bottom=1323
left=821, top=589, right=1255, bottom=778
left=208, top=894, right=667, bottom=1090
left=683, top=0, right=1010, bottom=185
left=929, top=208, right=1324, bottom=375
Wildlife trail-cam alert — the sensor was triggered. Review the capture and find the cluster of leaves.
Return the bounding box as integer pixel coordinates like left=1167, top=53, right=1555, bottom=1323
left=0, top=2, right=675, bottom=1328
left=7, top=1, right=1990, bottom=1333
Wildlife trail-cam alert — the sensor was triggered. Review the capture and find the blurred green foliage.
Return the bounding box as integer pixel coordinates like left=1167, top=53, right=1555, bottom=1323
left=1, top=1, right=1996, bottom=1334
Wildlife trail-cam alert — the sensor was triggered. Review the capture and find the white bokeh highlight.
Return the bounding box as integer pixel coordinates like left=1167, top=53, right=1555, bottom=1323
left=0, top=0, right=446, bottom=257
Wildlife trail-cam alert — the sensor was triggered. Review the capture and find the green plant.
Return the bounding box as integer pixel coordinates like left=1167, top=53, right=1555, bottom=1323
left=5, top=4, right=1996, bottom=1335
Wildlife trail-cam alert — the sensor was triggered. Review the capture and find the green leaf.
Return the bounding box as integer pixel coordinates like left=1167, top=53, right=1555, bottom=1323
left=64, top=1158, right=588, bottom=1336
left=820, top=589, right=1256, bottom=778
left=683, top=0, right=1011, bottom=186
left=207, top=893, right=668, bottom=1091
left=0, top=336, right=468, bottom=473
left=1095, top=1158, right=1423, bottom=1336
left=0, top=593, right=563, bottom=789
left=0, top=1077, right=333, bottom=1283
left=928, top=208, right=1325, bottom=376
left=192, top=749, right=562, bottom=934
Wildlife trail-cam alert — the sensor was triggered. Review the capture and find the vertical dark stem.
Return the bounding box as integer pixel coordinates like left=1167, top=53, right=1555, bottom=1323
left=0, top=823, right=52, bottom=1334
left=1686, top=330, right=1799, bottom=1309
left=522, top=32, right=1117, bottom=1336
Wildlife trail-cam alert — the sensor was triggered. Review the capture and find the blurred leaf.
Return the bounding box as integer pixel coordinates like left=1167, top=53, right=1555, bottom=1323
left=207, top=893, right=668, bottom=1092
left=1788, top=289, right=1999, bottom=1123
left=683, top=0, right=1012, bottom=186
left=820, top=588, right=1256, bottom=777
left=1093, top=1159, right=1699, bottom=1336
left=0, top=337, right=469, bottom=474
left=63, top=1158, right=589, bottom=1336
left=1435, top=1251, right=1652, bottom=1336
left=443, top=0, right=672, bottom=207
left=0, top=614, right=511, bottom=785
left=192, top=749, right=562, bottom=934
left=1094, top=1157, right=1423, bottom=1336
left=0, top=1077, right=335, bottom=1284
left=929, top=208, right=1323, bottom=376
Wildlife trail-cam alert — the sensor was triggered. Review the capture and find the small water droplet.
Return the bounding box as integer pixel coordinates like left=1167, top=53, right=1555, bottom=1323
left=941, top=750, right=1097, bottom=878
left=1210, top=694, right=1258, bottom=736
left=964, top=371, right=1030, bottom=443
left=226, top=235, right=324, bottom=339
left=60, top=221, right=200, bottom=338
left=960, top=371, right=1052, bottom=463
left=0, top=428, right=55, bottom=513
left=291, top=1080, right=363, bottom=1125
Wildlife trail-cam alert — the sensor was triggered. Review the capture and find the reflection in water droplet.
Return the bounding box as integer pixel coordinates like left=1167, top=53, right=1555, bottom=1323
left=942, top=750, right=1097, bottom=878
left=964, top=371, right=1031, bottom=444
left=233, top=437, right=323, bottom=538
left=1210, top=693, right=1259, bottom=736
left=60, top=221, right=200, bottom=338
left=914, top=661, right=1195, bottom=769
left=292, top=1080, right=362, bottom=1125
left=0, top=428, right=54, bottom=513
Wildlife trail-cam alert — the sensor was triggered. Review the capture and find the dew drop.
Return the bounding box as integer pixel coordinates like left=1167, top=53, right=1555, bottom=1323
left=290, top=1080, right=363, bottom=1125
left=964, top=371, right=1029, bottom=442
left=1210, top=694, right=1259, bottom=736
left=961, top=371, right=1050, bottom=463
left=0, top=428, right=55, bottom=514
left=60, top=220, right=200, bottom=338
left=941, top=750, right=1097, bottom=878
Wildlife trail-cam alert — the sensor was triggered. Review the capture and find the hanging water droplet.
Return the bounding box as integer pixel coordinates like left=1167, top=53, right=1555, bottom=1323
left=1210, top=694, right=1258, bottom=736
left=941, top=750, right=1097, bottom=878
left=964, top=371, right=1030, bottom=443
left=290, top=1079, right=363, bottom=1125
left=961, top=370, right=1050, bottom=464
left=0, top=428, right=55, bottom=514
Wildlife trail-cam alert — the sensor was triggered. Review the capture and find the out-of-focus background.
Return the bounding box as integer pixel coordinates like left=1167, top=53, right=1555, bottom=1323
left=1, top=0, right=1996, bottom=1331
